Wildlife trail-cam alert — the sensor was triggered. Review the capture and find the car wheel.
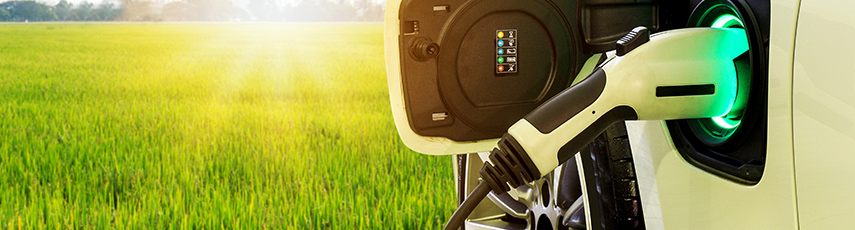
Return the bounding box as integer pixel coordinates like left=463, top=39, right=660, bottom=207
left=456, top=122, right=644, bottom=230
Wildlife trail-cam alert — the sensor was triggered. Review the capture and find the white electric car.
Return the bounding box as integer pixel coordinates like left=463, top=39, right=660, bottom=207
left=385, top=0, right=852, bottom=229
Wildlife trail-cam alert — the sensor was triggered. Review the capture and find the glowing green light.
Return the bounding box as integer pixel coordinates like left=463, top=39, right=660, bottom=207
left=711, top=14, right=743, bottom=28
left=708, top=13, right=745, bottom=130
left=712, top=116, right=741, bottom=129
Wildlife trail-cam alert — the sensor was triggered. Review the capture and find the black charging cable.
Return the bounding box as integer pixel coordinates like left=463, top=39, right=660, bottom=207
left=443, top=182, right=490, bottom=230
left=443, top=134, right=541, bottom=230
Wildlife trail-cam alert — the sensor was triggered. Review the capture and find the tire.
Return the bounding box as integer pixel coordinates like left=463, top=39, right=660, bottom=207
left=578, top=121, right=645, bottom=230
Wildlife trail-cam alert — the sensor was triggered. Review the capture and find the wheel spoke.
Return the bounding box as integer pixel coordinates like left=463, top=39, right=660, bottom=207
left=562, top=196, right=584, bottom=227
left=466, top=153, right=586, bottom=230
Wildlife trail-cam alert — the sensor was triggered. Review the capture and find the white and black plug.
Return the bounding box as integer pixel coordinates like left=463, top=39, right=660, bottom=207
left=444, top=26, right=749, bottom=230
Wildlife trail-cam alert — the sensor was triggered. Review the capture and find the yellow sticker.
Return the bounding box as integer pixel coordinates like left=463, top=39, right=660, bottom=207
left=497, top=31, right=504, bottom=38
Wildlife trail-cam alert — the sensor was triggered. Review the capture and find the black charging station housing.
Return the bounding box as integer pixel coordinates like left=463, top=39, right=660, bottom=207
left=397, top=0, right=690, bottom=141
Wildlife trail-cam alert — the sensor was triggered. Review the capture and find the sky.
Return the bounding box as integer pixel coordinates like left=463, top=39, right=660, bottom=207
left=41, top=0, right=110, bottom=5
left=36, top=0, right=385, bottom=7
left=34, top=0, right=386, bottom=12
left=32, top=0, right=307, bottom=13
left=37, top=0, right=249, bottom=6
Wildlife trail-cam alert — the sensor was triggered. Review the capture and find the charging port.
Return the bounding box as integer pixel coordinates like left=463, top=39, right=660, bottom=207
left=667, top=0, right=769, bottom=185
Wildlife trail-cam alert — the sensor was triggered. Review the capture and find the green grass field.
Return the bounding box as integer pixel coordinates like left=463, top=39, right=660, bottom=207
left=0, top=23, right=455, bottom=229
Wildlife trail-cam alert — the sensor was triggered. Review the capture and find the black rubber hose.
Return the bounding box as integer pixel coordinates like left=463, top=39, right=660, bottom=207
left=443, top=182, right=491, bottom=230
left=444, top=138, right=540, bottom=230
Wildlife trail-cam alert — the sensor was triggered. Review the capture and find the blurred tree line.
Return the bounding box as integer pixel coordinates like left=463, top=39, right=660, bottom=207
left=0, top=0, right=384, bottom=22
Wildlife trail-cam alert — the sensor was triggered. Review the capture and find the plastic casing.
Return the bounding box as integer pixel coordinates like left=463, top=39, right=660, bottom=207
left=629, top=0, right=799, bottom=228
left=384, top=0, right=499, bottom=155
left=509, top=28, right=748, bottom=176
left=384, top=0, right=676, bottom=155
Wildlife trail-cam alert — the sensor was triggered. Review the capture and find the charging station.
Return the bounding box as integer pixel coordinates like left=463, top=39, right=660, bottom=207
left=385, top=0, right=773, bottom=229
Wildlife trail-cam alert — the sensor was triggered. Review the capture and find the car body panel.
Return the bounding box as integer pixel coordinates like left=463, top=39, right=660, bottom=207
left=792, top=0, right=855, bottom=228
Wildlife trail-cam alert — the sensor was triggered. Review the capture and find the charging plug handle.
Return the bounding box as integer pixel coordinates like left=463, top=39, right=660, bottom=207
left=616, top=26, right=650, bottom=56
left=443, top=27, right=747, bottom=230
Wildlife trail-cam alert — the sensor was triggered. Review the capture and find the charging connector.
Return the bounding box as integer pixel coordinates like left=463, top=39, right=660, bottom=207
left=443, top=27, right=748, bottom=230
